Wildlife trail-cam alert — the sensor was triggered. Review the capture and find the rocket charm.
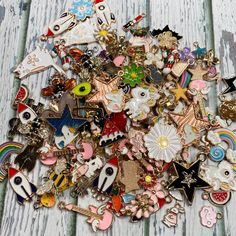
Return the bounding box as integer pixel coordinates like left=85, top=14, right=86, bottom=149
left=17, top=103, right=37, bottom=124
left=41, top=12, right=77, bottom=40
left=8, top=167, right=37, bottom=205
left=93, top=156, right=118, bottom=195
left=94, top=0, right=115, bottom=27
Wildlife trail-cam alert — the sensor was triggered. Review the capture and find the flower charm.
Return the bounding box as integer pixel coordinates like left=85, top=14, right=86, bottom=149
left=27, top=54, right=39, bottom=66
left=122, top=63, right=145, bottom=87
left=157, top=31, right=178, bottom=49
left=130, top=132, right=147, bottom=153
left=178, top=47, right=195, bottom=65
left=143, top=183, right=166, bottom=211
left=146, top=183, right=165, bottom=201
left=69, top=0, right=94, bottom=21
left=126, top=193, right=155, bottom=219
left=94, top=25, right=114, bottom=43
left=144, top=123, right=182, bottom=163
left=138, top=173, right=157, bottom=189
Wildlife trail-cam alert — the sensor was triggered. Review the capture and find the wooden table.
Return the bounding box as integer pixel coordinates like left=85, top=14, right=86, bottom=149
left=0, top=0, right=235, bottom=235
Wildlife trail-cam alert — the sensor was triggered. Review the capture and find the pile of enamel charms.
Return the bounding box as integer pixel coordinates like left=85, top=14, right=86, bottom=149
left=1, top=0, right=236, bottom=232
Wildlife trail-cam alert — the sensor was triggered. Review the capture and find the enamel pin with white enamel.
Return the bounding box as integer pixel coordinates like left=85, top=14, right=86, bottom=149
left=8, top=167, right=37, bottom=205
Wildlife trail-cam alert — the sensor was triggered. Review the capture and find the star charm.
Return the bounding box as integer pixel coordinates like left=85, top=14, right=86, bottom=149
left=188, top=62, right=208, bottom=81
left=86, top=76, right=121, bottom=114
left=47, top=105, right=87, bottom=136
left=168, top=160, right=210, bottom=204
left=181, top=172, right=197, bottom=188
left=42, top=92, right=78, bottom=118
left=170, top=83, right=188, bottom=101
left=169, top=104, right=210, bottom=134
left=222, top=76, right=236, bottom=94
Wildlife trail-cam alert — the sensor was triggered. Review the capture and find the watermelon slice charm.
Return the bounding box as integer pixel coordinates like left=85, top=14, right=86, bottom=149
left=13, top=85, right=29, bottom=106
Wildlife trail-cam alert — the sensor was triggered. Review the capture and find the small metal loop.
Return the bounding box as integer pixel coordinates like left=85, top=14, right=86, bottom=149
left=33, top=202, right=42, bottom=210
left=156, top=165, right=163, bottom=173
left=193, top=41, right=199, bottom=48
left=209, top=118, right=217, bottom=126
left=58, top=201, right=66, bottom=210
left=218, top=94, right=226, bottom=102
left=197, top=152, right=207, bottom=162
left=93, top=46, right=99, bottom=53
left=165, top=196, right=172, bottom=204
left=40, top=34, right=47, bottom=41
left=201, top=192, right=209, bottom=200
left=216, top=212, right=223, bottom=220
left=118, top=70, right=124, bottom=77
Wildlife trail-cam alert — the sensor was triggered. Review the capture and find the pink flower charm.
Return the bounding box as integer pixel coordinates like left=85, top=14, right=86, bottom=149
left=130, top=133, right=147, bottom=153
left=126, top=193, right=155, bottom=219
left=143, top=183, right=166, bottom=211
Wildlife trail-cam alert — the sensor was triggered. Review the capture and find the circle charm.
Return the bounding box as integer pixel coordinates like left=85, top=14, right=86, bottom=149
left=209, top=146, right=225, bottom=162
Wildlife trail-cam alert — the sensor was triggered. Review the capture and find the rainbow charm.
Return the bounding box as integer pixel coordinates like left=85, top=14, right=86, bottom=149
left=215, top=128, right=236, bottom=150
left=0, top=142, right=24, bottom=181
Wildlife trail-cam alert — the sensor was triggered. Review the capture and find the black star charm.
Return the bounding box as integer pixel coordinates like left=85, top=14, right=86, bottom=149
left=222, top=76, right=236, bottom=94
left=47, top=105, right=87, bottom=136
left=168, top=160, right=210, bottom=205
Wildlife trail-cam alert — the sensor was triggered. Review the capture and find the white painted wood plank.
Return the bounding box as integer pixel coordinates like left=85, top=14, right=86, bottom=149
left=0, top=0, right=30, bottom=225
left=212, top=1, right=236, bottom=236
left=74, top=1, right=148, bottom=235
left=0, top=1, right=77, bottom=236
left=212, top=0, right=236, bottom=78
left=148, top=1, right=220, bottom=236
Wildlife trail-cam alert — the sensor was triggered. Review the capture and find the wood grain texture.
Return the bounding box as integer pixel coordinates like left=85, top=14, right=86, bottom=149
left=0, top=1, right=76, bottom=236
left=0, top=0, right=235, bottom=235
left=212, top=1, right=236, bottom=236
left=0, top=0, right=31, bottom=225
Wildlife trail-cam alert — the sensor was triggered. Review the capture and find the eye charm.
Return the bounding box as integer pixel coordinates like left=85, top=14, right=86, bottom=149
left=72, top=82, right=92, bottom=96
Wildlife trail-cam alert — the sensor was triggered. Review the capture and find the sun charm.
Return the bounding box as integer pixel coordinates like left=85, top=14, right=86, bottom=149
left=144, top=123, right=182, bottom=163
left=94, top=25, right=115, bottom=43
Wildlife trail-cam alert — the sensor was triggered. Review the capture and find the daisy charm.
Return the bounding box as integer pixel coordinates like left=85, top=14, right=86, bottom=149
left=144, top=123, right=182, bottom=163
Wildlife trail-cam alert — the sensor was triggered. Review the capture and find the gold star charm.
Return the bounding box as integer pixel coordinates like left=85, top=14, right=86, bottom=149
left=86, top=76, right=121, bottom=114
left=169, top=104, right=210, bottom=134
left=188, top=62, right=208, bottom=81
left=170, top=83, right=188, bottom=101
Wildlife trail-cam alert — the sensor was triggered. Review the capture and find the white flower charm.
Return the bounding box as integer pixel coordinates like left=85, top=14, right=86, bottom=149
left=144, top=124, right=182, bottom=163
